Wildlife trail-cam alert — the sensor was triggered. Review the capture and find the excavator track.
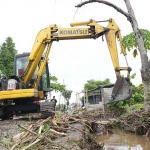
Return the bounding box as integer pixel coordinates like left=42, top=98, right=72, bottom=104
left=40, top=101, right=56, bottom=118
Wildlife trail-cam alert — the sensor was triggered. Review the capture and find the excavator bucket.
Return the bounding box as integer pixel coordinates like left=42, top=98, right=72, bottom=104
left=109, top=77, right=132, bottom=102
left=101, top=77, right=132, bottom=104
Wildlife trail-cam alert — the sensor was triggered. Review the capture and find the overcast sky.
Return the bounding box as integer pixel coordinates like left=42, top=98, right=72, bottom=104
left=0, top=0, right=149, bottom=103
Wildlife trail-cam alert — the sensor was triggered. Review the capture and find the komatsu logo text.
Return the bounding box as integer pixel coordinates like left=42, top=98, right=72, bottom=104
left=59, top=29, right=88, bottom=36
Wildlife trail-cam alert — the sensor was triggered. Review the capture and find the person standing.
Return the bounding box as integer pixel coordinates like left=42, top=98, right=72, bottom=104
left=81, top=98, right=85, bottom=108
left=51, top=96, right=57, bottom=111
left=62, top=105, right=66, bottom=113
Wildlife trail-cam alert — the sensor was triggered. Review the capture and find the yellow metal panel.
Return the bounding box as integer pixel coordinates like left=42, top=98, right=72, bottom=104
left=70, top=19, right=93, bottom=27
left=0, top=89, right=38, bottom=100
left=105, top=30, right=119, bottom=68
left=38, top=91, right=44, bottom=99
left=34, top=43, right=52, bottom=89
left=23, top=27, right=50, bottom=83
left=105, top=18, right=122, bottom=69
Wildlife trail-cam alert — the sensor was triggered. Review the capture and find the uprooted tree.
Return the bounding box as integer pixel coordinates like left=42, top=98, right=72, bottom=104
left=76, top=0, right=150, bottom=112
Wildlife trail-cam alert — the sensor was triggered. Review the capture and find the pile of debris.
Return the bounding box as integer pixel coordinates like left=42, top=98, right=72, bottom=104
left=3, top=108, right=150, bottom=149
left=117, top=110, right=150, bottom=135
left=0, top=110, right=107, bottom=150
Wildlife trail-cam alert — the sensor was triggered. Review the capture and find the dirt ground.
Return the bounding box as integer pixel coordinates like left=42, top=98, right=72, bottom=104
left=0, top=119, right=30, bottom=150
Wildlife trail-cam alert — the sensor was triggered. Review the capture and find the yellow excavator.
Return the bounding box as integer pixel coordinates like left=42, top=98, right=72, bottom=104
left=0, top=18, right=132, bottom=119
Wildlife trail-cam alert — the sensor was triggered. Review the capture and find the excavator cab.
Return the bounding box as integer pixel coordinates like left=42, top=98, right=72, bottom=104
left=14, top=53, right=29, bottom=77
left=13, top=53, right=51, bottom=98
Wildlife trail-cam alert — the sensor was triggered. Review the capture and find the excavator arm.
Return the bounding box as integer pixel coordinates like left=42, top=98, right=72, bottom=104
left=104, top=19, right=132, bottom=102
left=20, top=18, right=132, bottom=102
left=21, top=19, right=109, bottom=83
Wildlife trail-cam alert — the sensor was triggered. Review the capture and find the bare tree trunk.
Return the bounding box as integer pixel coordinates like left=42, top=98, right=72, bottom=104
left=124, top=0, right=150, bottom=112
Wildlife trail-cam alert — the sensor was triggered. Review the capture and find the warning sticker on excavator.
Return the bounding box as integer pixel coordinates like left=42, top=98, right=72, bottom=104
left=58, top=28, right=89, bottom=37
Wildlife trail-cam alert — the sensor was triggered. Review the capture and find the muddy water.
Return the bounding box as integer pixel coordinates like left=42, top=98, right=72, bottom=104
left=95, top=129, right=150, bottom=150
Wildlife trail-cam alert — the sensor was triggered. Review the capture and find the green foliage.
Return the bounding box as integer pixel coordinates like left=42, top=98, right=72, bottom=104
left=42, top=72, right=66, bottom=93
left=126, top=103, right=144, bottom=113
left=0, top=37, right=17, bottom=76
left=50, top=75, right=58, bottom=83
left=84, top=78, right=110, bottom=90
left=55, top=104, right=63, bottom=111
left=49, top=74, right=73, bottom=105
left=50, top=75, right=66, bottom=92
left=108, top=83, right=144, bottom=111
left=62, top=90, right=72, bottom=101
left=56, top=103, right=64, bottom=108
left=42, top=123, right=50, bottom=131
left=66, top=101, right=69, bottom=106
left=50, top=83, right=66, bottom=92
left=50, top=75, right=72, bottom=102
left=130, top=83, right=144, bottom=104
left=108, top=73, right=144, bottom=111
left=130, top=73, right=136, bottom=79
left=122, top=29, right=150, bottom=51
left=55, top=111, right=63, bottom=117
left=129, top=74, right=144, bottom=104
left=108, top=100, right=129, bottom=111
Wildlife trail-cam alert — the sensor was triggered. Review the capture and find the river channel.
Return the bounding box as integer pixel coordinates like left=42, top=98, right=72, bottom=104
left=95, top=129, right=150, bottom=150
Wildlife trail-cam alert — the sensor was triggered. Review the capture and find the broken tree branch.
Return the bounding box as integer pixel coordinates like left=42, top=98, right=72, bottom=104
left=10, top=125, right=33, bottom=150
left=50, top=128, right=66, bottom=136
left=76, top=0, right=131, bottom=21
left=21, top=138, right=41, bottom=150
left=18, top=124, right=53, bottom=143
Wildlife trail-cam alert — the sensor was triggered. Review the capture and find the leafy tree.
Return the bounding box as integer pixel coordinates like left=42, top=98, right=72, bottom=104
left=122, top=28, right=150, bottom=112
left=62, top=90, right=72, bottom=109
left=49, top=75, right=72, bottom=107
left=130, top=83, right=144, bottom=104
left=62, top=90, right=72, bottom=101
left=84, top=78, right=110, bottom=90
left=123, top=29, right=150, bottom=57
left=50, top=76, right=58, bottom=83
left=50, top=75, right=66, bottom=92
left=0, top=37, right=17, bottom=76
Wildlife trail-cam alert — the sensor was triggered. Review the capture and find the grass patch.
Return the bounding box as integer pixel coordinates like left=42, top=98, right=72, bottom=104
left=127, top=103, right=144, bottom=112
left=120, top=103, right=144, bottom=118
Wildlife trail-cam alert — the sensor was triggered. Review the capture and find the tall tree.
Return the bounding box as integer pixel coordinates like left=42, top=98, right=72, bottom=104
left=50, top=75, right=66, bottom=92
left=76, top=0, right=150, bottom=112
left=84, top=78, right=110, bottom=90
left=123, top=0, right=150, bottom=112
left=0, top=37, right=17, bottom=76
left=62, top=90, right=72, bottom=101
